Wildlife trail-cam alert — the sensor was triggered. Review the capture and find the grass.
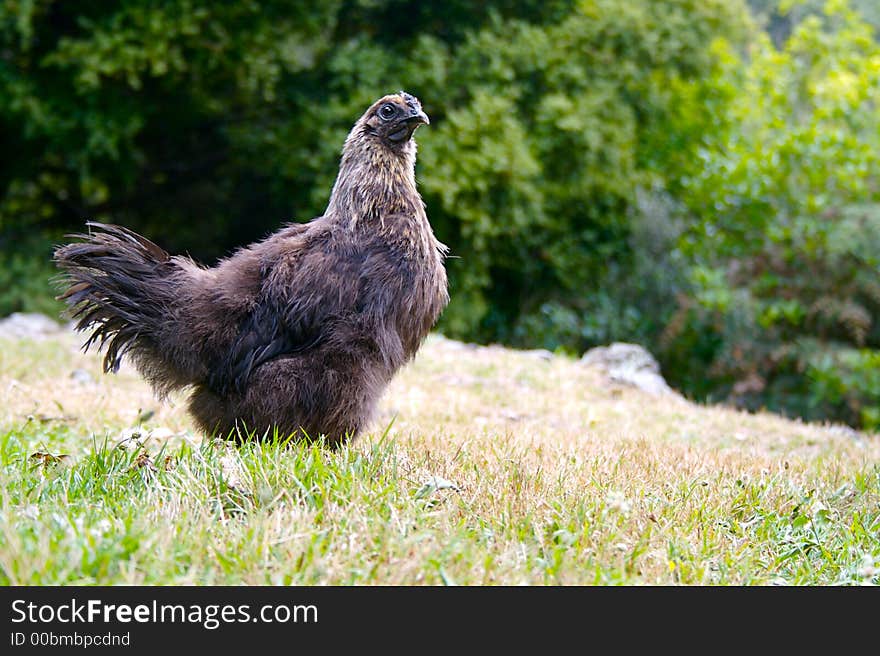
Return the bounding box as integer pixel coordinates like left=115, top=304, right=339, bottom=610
left=0, top=331, right=878, bottom=585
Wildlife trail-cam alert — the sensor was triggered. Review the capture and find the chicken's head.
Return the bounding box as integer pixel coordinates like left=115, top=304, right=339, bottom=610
left=359, top=91, right=429, bottom=149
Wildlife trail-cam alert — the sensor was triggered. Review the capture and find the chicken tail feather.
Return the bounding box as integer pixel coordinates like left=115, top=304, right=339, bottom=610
left=54, top=222, right=197, bottom=395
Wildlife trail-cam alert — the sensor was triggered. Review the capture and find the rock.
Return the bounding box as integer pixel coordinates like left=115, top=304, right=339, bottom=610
left=581, top=342, right=660, bottom=373
left=0, top=312, right=64, bottom=339
left=823, top=423, right=861, bottom=440
left=70, top=368, right=96, bottom=386
left=581, top=342, right=677, bottom=397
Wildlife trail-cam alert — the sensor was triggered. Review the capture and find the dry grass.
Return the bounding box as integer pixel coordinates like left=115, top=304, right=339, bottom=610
left=1, top=331, right=878, bottom=585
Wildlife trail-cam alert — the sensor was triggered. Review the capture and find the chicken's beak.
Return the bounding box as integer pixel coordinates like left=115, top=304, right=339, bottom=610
left=387, top=109, right=430, bottom=143
left=407, top=109, right=429, bottom=126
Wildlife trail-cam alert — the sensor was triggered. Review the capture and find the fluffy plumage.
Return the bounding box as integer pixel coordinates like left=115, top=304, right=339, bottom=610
left=54, top=92, right=448, bottom=447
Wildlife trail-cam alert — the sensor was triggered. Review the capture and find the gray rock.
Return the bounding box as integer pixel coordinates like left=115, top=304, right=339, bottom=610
left=70, top=368, right=97, bottom=386
left=0, top=312, right=64, bottom=339
left=581, top=342, right=677, bottom=396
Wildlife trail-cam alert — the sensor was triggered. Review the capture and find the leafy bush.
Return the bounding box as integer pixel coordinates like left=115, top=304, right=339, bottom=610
left=0, top=236, right=64, bottom=318
left=415, top=0, right=749, bottom=340
left=509, top=186, right=691, bottom=353
left=668, top=0, right=880, bottom=428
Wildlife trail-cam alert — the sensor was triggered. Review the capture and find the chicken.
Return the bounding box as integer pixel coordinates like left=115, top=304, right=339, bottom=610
left=54, top=91, right=448, bottom=447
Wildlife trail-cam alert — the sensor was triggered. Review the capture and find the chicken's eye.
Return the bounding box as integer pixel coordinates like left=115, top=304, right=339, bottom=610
left=379, top=104, right=396, bottom=120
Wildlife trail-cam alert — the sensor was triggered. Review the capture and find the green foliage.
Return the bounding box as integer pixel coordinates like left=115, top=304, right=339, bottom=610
left=415, top=0, right=749, bottom=341
left=0, top=235, right=63, bottom=317
left=748, top=0, right=880, bottom=45
left=0, top=0, right=345, bottom=260
left=669, top=0, right=880, bottom=427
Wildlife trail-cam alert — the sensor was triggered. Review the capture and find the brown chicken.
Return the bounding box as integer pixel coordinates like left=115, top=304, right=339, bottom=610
left=54, top=92, right=448, bottom=447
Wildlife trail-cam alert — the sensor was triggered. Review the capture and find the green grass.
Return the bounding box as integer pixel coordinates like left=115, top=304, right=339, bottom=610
left=0, top=333, right=878, bottom=584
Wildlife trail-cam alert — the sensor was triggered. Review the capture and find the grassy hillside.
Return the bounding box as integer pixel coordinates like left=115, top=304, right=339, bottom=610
left=1, top=329, right=878, bottom=585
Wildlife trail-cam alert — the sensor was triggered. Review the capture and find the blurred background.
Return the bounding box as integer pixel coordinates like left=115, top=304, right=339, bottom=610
left=1, top=0, right=878, bottom=430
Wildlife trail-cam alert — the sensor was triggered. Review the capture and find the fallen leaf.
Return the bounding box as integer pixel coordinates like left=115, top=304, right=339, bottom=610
left=29, top=451, right=71, bottom=469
